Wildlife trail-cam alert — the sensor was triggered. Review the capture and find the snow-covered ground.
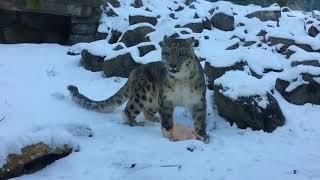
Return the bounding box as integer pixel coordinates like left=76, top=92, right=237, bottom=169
left=0, top=43, right=320, bottom=180
left=1, top=0, right=320, bottom=179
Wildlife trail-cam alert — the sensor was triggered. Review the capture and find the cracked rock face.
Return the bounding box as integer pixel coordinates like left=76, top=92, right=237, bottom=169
left=276, top=73, right=320, bottom=105
left=210, top=13, right=234, bottom=31
left=103, top=53, right=140, bottom=78
left=214, top=86, right=285, bottom=133
left=0, top=143, right=72, bottom=180
left=120, top=26, right=155, bottom=47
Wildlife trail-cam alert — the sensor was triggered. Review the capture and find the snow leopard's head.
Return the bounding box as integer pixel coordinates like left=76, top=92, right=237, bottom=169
left=160, top=37, right=196, bottom=75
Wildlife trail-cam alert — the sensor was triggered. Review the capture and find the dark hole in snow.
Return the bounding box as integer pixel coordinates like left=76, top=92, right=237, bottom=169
left=0, top=10, right=72, bottom=45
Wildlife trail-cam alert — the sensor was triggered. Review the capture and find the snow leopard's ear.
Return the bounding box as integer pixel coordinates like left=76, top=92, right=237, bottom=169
left=159, top=35, right=169, bottom=47
left=185, top=37, right=197, bottom=47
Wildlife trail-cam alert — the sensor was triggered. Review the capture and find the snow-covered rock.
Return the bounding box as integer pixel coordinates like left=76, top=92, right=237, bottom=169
left=210, top=12, right=235, bottom=31
left=103, top=53, right=140, bottom=78
left=0, top=143, right=72, bottom=180
left=213, top=71, right=285, bottom=132
left=276, top=66, right=320, bottom=105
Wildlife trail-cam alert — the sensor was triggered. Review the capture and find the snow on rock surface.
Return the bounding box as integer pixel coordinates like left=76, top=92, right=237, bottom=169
left=214, top=70, right=269, bottom=99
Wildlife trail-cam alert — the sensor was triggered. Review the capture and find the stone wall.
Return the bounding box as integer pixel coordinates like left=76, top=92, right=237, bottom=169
left=0, top=0, right=105, bottom=45
left=213, top=0, right=320, bottom=11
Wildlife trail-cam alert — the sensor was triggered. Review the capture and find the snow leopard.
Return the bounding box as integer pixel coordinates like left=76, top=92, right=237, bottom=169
left=67, top=37, right=208, bottom=142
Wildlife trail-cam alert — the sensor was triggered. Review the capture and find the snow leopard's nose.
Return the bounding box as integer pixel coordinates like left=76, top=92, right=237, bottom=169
left=169, top=64, right=177, bottom=69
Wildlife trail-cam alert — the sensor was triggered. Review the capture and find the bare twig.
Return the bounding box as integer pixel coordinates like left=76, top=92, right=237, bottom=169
left=0, top=115, right=6, bottom=122
left=129, top=163, right=182, bottom=171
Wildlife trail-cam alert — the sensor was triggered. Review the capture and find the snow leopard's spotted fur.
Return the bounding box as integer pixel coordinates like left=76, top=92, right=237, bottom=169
left=67, top=37, right=208, bottom=142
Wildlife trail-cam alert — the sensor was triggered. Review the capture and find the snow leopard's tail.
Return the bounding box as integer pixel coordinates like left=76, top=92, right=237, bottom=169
left=67, top=81, right=129, bottom=113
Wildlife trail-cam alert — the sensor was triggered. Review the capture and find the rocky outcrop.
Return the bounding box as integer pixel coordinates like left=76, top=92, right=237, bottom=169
left=0, top=143, right=72, bottom=180
left=120, top=26, right=155, bottom=47
left=291, top=60, right=320, bottom=67
left=182, top=22, right=204, bottom=33
left=204, top=61, right=247, bottom=90
left=211, top=13, right=234, bottom=31
left=214, top=86, right=285, bottom=133
left=276, top=73, right=320, bottom=105
left=103, top=53, right=140, bottom=78
left=138, top=45, right=156, bottom=57
left=308, top=25, right=320, bottom=37
left=80, top=50, right=105, bottom=72
left=267, top=36, right=320, bottom=53
left=129, top=15, right=158, bottom=26
left=246, top=10, right=281, bottom=22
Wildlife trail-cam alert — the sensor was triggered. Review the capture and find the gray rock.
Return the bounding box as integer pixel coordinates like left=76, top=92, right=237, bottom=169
left=308, top=25, right=320, bottom=37
left=194, top=13, right=200, bottom=19
left=129, top=15, right=157, bottom=26
left=276, top=44, right=295, bottom=58
left=113, top=44, right=125, bottom=50
left=214, top=86, right=285, bottom=132
left=246, top=10, right=281, bottom=22
left=215, top=0, right=287, bottom=7
left=182, top=22, right=204, bottom=33
left=225, top=43, right=239, bottom=50
left=291, top=60, right=320, bottom=67
left=132, top=0, right=144, bottom=8
left=106, top=7, right=118, bottom=17
left=185, top=0, right=196, bottom=6
left=120, top=26, right=155, bottom=47
left=108, top=29, right=122, bottom=44
left=175, top=6, right=184, bottom=12
left=80, top=50, right=105, bottom=72
left=138, top=45, right=156, bottom=57
left=95, top=32, right=108, bottom=40
left=204, top=61, right=247, bottom=90
left=103, top=53, right=140, bottom=78
left=211, top=13, right=234, bottom=31
left=105, top=0, right=120, bottom=8
left=267, top=36, right=320, bottom=53
left=276, top=73, right=320, bottom=105
left=202, top=17, right=212, bottom=30
left=244, top=41, right=256, bottom=47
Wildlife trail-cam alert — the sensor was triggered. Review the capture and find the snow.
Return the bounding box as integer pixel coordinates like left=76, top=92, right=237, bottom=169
left=289, top=45, right=320, bottom=63
left=1, top=0, right=320, bottom=179
left=1, top=41, right=320, bottom=180
left=214, top=70, right=270, bottom=107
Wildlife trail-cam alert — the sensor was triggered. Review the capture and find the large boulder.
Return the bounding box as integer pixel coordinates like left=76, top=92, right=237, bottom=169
left=276, top=73, right=320, bottom=105
left=80, top=50, right=105, bottom=72
left=108, top=29, right=122, bottom=44
left=291, top=60, right=320, bottom=67
left=103, top=53, right=140, bottom=78
left=211, top=13, right=234, bottom=31
left=138, top=44, right=156, bottom=57
left=181, top=21, right=204, bottom=33
left=267, top=36, right=320, bottom=53
left=129, top=15, right=157, bottom=26
left=213, top=71, right=285, bottom=132
left=246, top=10, right=281, bottom=22
left=120, top=25, right=155, bottom=47
left=0, top=143, right=72, bottom=180
left=204, top=61, right=247, bottom=90
left=308, top=25, right=320, bottom=37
